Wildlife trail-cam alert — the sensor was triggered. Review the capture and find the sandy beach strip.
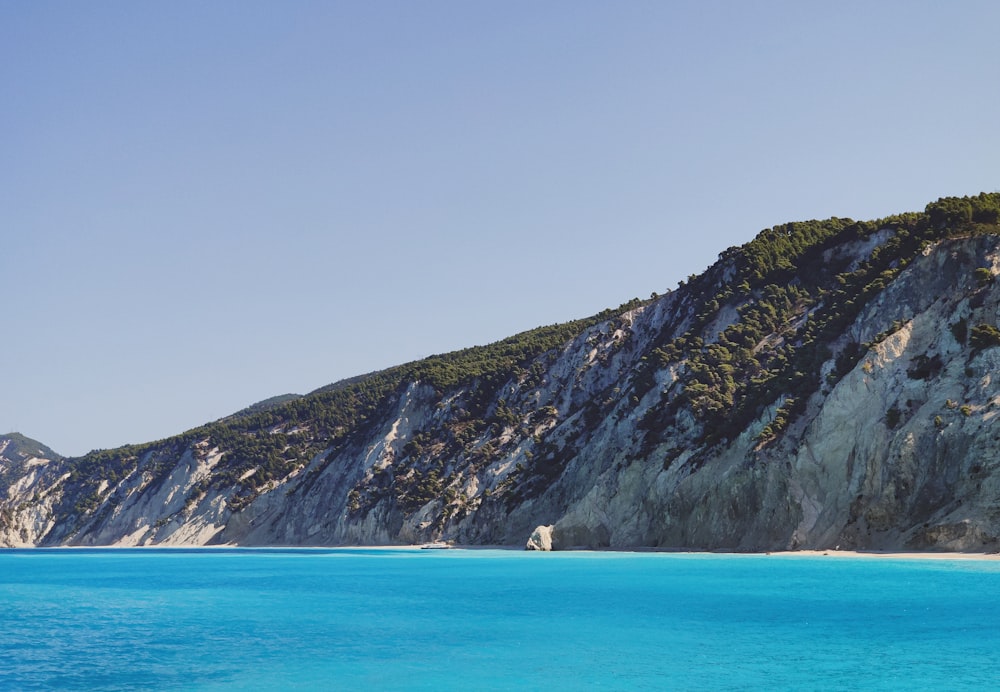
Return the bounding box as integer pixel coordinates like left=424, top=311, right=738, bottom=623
left=15, top=544, right=1000, bottom=560
left=759, top=549, right=1000, bottom=561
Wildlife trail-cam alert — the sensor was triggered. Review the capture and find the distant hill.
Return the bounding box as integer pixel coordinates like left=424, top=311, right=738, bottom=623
left=3, top=192, right=1000, bottom=551
left=0, top=432, right=62, bottom=463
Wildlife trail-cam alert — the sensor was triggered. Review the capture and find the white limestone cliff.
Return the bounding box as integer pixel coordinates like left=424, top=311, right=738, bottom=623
left=3, top=230, right=1000, bottom=552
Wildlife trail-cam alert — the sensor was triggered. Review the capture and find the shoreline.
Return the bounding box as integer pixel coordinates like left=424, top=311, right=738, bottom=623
left=8, top=544, right=1000, bottom=560
left=758, top=549, right=1000, bottom=561
left=459, top=544, right=1000, bottom=560
left=455, top=545, right=1000, bottom=560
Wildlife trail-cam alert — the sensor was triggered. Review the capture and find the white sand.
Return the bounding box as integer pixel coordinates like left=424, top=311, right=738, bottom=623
left=760, top=549, right=1000, bottom=561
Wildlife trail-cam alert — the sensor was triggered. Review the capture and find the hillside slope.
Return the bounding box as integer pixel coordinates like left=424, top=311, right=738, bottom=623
left=3, top=193, right=1000, bottom=550
left=0, top=433, right=63, bottom=546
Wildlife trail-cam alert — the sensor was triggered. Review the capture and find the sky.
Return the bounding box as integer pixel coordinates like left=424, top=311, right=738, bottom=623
left=3, top=1, right=999, bottom=457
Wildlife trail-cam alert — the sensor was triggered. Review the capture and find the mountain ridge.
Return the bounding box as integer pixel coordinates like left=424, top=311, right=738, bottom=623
left=3, top=192, right=1000, bottom=550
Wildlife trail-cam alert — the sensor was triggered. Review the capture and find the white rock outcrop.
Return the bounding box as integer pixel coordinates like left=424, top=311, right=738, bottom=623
left=525, top=525, right=555, bottom=551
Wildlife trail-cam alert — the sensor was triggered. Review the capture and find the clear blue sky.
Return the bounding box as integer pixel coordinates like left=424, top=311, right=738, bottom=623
left=3, top=2, right=998, bottom=456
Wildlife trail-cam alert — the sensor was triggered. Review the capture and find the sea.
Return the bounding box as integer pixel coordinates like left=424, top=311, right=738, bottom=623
left=1, top=548, right=998, bottom=691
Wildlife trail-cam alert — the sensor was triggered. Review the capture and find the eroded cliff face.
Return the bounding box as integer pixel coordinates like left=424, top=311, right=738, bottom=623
left=543, top=235, right=1000, bottom=552
left=3, top=225, right=1000, bottom=551
left=0, top=437, right=67, bottom=547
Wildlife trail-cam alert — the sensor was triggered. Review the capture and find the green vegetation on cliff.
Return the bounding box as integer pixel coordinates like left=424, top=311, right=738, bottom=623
left=57, top=300, right=646, bottom=515
left=637, top=192, right=1000, bottom=454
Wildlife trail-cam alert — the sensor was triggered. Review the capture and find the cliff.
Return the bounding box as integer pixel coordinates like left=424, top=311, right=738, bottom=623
left=3, top=193, right=1000, bottom=551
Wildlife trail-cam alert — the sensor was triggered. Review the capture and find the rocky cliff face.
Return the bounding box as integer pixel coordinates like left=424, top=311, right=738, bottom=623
left=543, top=234, right=1000, bottom=552
left=4, top=195, right=1000, bottom=551
left=0, top=434, right=65, bottom=547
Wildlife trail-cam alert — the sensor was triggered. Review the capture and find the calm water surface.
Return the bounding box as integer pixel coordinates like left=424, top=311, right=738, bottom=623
left=1, top=548, right=998, bottom=690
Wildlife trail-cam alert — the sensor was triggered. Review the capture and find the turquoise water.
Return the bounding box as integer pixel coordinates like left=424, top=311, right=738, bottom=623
left=1, top=549, right=999, bottom=690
